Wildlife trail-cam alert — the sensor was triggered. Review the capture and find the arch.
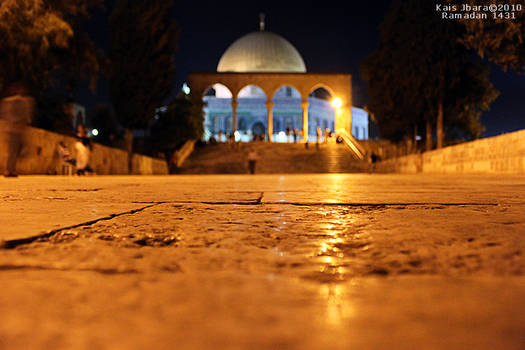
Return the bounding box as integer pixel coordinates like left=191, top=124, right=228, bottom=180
left=252, top=121, right=266, bottom=140
left=236, top=85, right=268, bottom=142
left=272, top=84, right=302, bottom=142
left=202, top=83, right=233, bottom=98
left=308, top=83, right=336, bottom=99
left=270, top=83, right=303, bottom=100
left=237, top=84, right=267, bottom=99
left=202, top=83, right=234, bottom=142
left=307, top=86, right=336, bottom=141
left=309, top=86, right=333, bottom=101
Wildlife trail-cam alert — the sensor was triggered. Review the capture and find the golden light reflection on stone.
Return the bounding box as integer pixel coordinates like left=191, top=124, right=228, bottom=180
left=314, top=207, right=354, bottom=261
left=324, top=174, right=351, bottom=203
left=319, top=256, right=334, bottom=264
left=319, top=284, right=355, bottom=327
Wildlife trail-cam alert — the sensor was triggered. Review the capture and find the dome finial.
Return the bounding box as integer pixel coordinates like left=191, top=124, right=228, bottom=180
left=259, top=13, right=265, bottom=31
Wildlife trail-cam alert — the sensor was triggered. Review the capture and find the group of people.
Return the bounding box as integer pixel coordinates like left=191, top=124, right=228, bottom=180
left=285, top=126, right=300, bottom=143
left=0, top=82, right=94, bottom=177
left=316, top=126, right=332, bottom=144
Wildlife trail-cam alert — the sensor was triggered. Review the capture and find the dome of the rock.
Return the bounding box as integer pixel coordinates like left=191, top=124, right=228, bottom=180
left=217, top=31, right=306, bottom=73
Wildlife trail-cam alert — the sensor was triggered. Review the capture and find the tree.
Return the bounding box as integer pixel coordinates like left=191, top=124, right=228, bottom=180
left=0, top=0, right=103, bottom=94
left=33, top=91, right=72, bottom=133
left=361, top=0, right=498, bottom=149
left=0, top=0, right=72, bottom=90
left=453, top=0, right=525, bottom=74
left=150, top=93, right=204, bottom=156
left=109, top=0, right=177, bottom=133
left=90, top=104, right=121, bottom=147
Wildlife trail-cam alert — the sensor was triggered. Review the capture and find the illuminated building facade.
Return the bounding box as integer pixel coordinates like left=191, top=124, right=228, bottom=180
left=189, top=18, right=368, bottom=142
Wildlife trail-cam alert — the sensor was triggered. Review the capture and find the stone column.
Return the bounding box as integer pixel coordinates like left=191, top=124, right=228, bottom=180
left=231, top=98, right=238, bottom=134
left=266, top=101, right=274, bottom=142
left=301, top=100, right=309, bottom=143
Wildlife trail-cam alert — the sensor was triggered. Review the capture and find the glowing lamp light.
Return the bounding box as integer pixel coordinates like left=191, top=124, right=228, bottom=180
left=234, top=130, right=240, bottom=142
left=182, top=82, right=190, bottom=95
left=91, top=129, right=99, bottom=136
left=332, top=97, right=343, bottom=109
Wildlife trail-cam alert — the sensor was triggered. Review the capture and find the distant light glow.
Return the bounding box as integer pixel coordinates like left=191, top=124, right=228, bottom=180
left=275, top=131, right=288, bottom=143
left=234, top=130, right=240, bottom=142
left=332, top=97, right=343, bottom=108
left=182, top=82, right=190, bottom=95
left=91, top=129, right=99, bottom=136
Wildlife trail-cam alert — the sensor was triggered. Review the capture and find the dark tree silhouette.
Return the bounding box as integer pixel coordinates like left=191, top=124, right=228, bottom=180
left=109, top=0, right=177, bottom=132
left=150, top=93, right=204, bottom=153
left=90, top=104, right=121, bottom=147
left=0, top=0, right=103, bottom=93
left=361, top=0, right=498, bottom=149
left=453, top=0, right=525, bottom=74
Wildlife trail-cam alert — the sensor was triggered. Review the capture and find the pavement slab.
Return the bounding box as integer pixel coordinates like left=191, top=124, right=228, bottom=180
left=1, top=174, right=524, bottom=349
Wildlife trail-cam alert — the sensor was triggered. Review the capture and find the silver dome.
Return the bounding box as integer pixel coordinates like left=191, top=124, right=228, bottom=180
left=217, top=31, right=306, bottom=73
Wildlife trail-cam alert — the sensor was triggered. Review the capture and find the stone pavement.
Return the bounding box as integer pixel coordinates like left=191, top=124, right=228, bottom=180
left=1, top=174, right=524, bottom=349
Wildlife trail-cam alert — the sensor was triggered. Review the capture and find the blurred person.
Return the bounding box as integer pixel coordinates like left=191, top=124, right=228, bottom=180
left=75, top=124, right=93, bottom=175
left=0, top=82, right=35, bottom=177
left=57, top=141, right=76, bottom=175
left=57, top=141, right=76, bottom=166
left=316, top=126, right=322, bottom=149
left=247, top=148, right=258, bottom=174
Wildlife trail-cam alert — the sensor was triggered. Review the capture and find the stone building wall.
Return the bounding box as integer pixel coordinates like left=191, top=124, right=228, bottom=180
left=0, top=125, right=168, bottom=175
left=375, top=129, right=525, bottom=174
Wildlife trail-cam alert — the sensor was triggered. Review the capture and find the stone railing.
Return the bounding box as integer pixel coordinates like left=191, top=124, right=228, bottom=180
left=173, top=140, right=196, bottom=167
left=336, top=128, right=365, bottom=160
left=0, top=125, right=168, bottom=175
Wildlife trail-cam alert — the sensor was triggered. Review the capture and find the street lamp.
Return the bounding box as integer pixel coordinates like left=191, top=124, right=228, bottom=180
left=182, top=82, right=190, bottom=95
left=331, top=97, right=342, bottom=109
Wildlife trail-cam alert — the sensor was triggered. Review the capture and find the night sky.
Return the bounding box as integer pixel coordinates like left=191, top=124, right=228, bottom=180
left=85, top=0, right=525, bottom=137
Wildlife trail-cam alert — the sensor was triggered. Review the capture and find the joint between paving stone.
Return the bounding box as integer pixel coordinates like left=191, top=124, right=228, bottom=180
left=0, top=203, right=163, bottom=250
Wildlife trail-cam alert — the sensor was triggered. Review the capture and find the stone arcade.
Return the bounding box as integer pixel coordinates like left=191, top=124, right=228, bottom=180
left=188, top=17, right=368, bottom=143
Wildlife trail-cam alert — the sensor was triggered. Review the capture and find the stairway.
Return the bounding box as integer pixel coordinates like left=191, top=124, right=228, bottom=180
left=179, top=142, right=370, bottom=174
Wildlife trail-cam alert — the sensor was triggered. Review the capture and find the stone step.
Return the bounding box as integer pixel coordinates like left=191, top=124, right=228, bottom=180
left=180, top=142, right=370, bottom=174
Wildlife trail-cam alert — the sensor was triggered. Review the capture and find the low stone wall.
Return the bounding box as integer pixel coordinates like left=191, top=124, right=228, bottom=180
left=359, top=139, right=414, bottom=160
left=375, top=129, right=525, bottom=174
left=0, top=125, right=168, bottom=175
left=373, top=154, right=422, bottom=173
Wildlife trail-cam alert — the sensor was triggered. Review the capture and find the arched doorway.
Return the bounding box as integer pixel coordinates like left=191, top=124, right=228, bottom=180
left=203, top=83, right=233, bottom=142
left=251, top=121, right=266, bottom=140
left=308, top=87, right=335, bottom=143
left=272, top=85, right=302, bottom=143
left=237, top=85, right=267, bottom=142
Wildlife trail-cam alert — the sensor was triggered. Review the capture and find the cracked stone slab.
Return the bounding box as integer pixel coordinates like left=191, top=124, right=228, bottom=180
left=1, top=174, right=525, bottom=349
left=0, top=196, right=151, bottom=242
left=0, top=176, right=263, bottom=242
